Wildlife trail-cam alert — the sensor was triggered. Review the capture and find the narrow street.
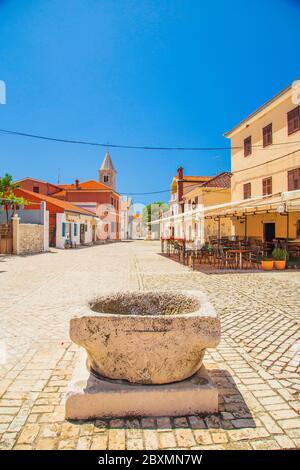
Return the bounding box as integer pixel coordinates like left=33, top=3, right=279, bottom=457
left=0, top=241, right=299, bottom=449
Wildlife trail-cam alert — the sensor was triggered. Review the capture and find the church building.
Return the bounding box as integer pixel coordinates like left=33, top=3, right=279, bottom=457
left=18, top=151, right=122, bottom=241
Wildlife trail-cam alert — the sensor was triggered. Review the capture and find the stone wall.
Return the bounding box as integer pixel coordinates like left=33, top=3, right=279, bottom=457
left=18, top=223, right=44, bottom=255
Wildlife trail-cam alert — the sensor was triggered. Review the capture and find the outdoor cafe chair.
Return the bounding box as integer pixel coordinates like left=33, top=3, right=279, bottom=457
left=219, top=246, right=237, bottom=269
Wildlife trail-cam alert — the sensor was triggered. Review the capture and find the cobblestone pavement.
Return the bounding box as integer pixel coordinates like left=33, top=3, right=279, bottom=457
left=0, top=241, right=299, bottom=450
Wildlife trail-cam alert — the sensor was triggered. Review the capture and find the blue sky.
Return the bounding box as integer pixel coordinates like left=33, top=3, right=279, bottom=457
left=0, top=0, right=299, bottom=204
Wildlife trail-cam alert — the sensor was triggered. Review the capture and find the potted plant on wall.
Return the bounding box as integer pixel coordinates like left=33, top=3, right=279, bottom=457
left=261, top=256, right=274, bottom=271
left=272, top=248, right=289, bottom=270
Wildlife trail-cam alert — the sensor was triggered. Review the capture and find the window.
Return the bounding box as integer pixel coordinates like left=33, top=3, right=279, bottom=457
left=287, top=106, right=300, bottom=135
left=33, top=186, right=40, bottom=193
left=288, top=168, right=300, bottom=191
left=263, top=123, right=272, bottom=147
left=262, top=177, right=272, bottom=196
left=244, top=136, right=252, bottom=157
left=104, top=175, right=109, bottom=183
left=62, top=222, right=66, bottom=237
left=243, top=182, right=251, bottom=199
left=74, top=224, right=77, bottom=236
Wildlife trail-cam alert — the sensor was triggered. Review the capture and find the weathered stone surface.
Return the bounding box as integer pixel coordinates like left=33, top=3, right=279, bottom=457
left=65, top=350, right=218, bottom=419
left=70, top=290, right=220, bottom=384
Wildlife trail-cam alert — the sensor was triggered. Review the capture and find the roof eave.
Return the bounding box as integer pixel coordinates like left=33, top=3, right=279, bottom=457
left=224, top=79, right=298, bottom=138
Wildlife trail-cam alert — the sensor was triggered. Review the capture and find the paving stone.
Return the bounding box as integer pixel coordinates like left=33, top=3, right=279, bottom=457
left=143, top=429, right=159, bottom=449
left=108, top=429, right=126, bottom=450
left=90, top=433, right=108, bottom=450
left=17, top=424, right=40, bottom=444
left=159, top=432, right=177, bottom=449
left=0, top=241, right=299, bottom=450
left=174, top=428, right=196, bottom=448
left=274, top=434, right=297, bottom=449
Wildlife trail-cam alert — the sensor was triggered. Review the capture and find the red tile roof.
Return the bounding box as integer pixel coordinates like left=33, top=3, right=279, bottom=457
left=57, top=180, right=112, bottom=190
left=15, top=188, right=96, bottom=217
left=55, top=180, right=119, bottom=197
left=201, top=172, right=231, bottom=188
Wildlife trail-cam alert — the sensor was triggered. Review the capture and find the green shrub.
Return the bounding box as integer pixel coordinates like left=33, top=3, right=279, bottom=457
left=262, top=256, right=273, bottom=261
left=272, top=248, right=289, bottom=261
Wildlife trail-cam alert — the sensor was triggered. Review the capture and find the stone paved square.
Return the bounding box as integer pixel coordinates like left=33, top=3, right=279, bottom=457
left=0, top=241, right=299, bottom=450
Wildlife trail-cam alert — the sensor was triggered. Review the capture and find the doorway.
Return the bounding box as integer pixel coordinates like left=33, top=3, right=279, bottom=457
left=80, top=224, right=85, bottom=244
left=264, top=222, right=275, bottom=242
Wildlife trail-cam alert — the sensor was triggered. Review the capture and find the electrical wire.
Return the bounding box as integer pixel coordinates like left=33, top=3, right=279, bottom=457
left=1, top=127, right=300, bottom=151
left=121, top=147, right=300, bottom=194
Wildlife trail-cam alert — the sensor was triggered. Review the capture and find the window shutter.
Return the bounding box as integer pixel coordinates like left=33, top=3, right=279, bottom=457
left=288, top=106, right=300, bottom=135
left=74, top=224, right=77, bottom=236
left=263, top=124, right=272, bottom=147
left=62, top=222, right=66, bottom=237
left=288, top=170, right=293, bottom=191
left=288, top=168, right=300, bottom=191
left=243, top=183, right=251, bottom=199
left=244, top=136, right=252, bottom=157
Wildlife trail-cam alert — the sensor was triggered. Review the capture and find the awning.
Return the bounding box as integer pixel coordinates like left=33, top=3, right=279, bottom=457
left=203, top=190, right=300, bottom=219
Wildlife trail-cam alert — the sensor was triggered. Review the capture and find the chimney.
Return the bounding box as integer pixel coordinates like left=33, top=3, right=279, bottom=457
left=177, top=167, right=184, bottom=213
left=75, top=179, right=80, bottom=189
left=177, top=166, right=183, bottom=180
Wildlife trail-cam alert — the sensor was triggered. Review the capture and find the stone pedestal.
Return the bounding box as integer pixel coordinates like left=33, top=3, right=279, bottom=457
left=65, top=350, right=218, bottom=420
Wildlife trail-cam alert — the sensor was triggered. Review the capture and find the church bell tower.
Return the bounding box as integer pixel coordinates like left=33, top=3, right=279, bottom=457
left=99, top=151, right=117, bottom=191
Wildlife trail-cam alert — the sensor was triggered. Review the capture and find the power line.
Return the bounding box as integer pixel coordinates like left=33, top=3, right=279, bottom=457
left=232, top=148, right=300, bottom=174
left=1, top=127, right=300, bottom=151
left=121, top=148, right=300, bottom=195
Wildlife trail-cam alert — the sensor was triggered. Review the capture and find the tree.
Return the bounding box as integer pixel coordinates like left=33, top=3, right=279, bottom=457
left=142, top=201, right=169, bottom=234
left=0, top=173, right=28, bottom=223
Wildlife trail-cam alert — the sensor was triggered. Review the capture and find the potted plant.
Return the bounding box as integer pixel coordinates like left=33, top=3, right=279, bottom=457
left=272, top=248, right=289, bottom=270
left=261, top=256, right=274, bottom=271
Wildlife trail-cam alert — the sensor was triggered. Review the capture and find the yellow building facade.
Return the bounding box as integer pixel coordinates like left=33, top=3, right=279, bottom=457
left=165, top=168, right=232, bottom=243
left=225, top=80, right=300, bottom=242
left=183, top=174, right=232, bottom=242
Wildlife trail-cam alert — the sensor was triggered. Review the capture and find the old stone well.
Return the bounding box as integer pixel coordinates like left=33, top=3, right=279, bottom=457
left=66, top=290, right=221, bottom=419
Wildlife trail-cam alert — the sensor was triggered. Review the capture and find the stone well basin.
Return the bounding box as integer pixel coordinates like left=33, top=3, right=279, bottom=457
left=70, top=290, right=221, bottom=385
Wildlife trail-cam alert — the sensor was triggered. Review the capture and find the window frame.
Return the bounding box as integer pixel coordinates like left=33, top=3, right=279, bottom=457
left=287, top=106, right=300, bottom=135
left=243, top=182, right=251, bottom=200
left=262, top=177, right=272, bottom=196
left=263, top=123, right=273, bottom=147
left=288, top=168, right=300, bottom=191
left=244, top=136, right=252, bottom=157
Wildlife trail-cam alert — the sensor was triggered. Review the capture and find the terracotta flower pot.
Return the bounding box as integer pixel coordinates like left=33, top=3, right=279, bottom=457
left=261, top=260, right=274, bottom=271
left=274, top=260, right=286, bottom=270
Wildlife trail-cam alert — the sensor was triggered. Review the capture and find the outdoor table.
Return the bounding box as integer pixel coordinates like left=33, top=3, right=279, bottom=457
left=227, top=249, right=250, bottom=269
